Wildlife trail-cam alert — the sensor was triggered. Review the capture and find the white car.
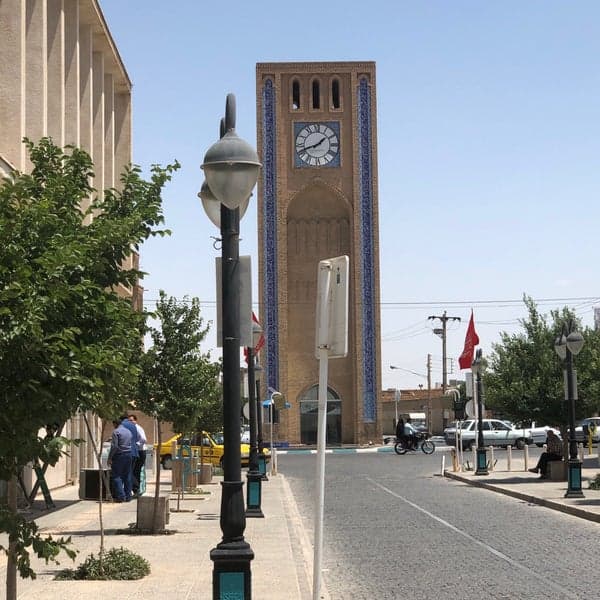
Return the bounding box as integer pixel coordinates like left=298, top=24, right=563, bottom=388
left=444, top=419, right=532, bottom=451
left=573, top=418, right=600, bottom=443
left=529, top=426, right=561, bottom=447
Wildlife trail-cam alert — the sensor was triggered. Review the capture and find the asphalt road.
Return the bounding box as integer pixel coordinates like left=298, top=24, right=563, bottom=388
left=279, top=450, right=599, bottom=600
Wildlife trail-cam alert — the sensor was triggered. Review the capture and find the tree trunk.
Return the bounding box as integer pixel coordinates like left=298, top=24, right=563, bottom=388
left=6, top=475, right=17, bottom=600
left=152, top=422, right=162, bottom=533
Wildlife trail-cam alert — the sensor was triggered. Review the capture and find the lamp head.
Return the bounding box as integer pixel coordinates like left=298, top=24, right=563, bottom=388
left=201, top=130, right=261, bottom=210
left=566, top=330, right=584, bottom=355
left=198, top=180, right=250, bottom=228
left=554, top=334, right=567, bottom=360
left=252, top=321, right=263, bottom=348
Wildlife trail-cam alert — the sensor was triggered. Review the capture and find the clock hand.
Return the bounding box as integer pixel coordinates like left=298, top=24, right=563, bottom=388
left=305, top=135, right=327, bottom=151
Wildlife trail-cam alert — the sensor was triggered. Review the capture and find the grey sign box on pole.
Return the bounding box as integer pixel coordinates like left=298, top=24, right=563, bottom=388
left=314, top=255, right=349, bottom=359
left=216, top=255, right=252, bottom=347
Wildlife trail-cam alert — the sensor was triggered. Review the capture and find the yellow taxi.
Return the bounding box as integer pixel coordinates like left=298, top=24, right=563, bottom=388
left=157, top=431, right=268, bottom=470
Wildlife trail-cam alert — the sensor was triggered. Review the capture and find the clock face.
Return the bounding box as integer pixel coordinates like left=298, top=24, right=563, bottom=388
left=294, top=122, right=340, bottom=167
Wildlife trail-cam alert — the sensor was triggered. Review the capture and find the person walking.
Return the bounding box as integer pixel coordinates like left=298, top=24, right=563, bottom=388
left=107, top=419, right=133, bottom=502
left=529, top=429, right=563, bottom=479
left=129, top=414, right=147, bottom=496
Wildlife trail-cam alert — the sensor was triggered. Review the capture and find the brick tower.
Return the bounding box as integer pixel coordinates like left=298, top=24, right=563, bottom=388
left=256, top=61, right=382, bottom=445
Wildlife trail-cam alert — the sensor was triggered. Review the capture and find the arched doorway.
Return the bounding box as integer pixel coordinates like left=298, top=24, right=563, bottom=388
left=299, top=386, right=341, bottom=445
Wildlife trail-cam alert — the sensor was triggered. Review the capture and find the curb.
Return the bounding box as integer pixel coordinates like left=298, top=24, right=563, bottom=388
left=444, top=470, right=600, bottom=524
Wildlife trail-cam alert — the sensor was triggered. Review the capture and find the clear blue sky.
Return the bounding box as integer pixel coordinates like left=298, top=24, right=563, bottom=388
left=100, top=0, right=600, bottom=390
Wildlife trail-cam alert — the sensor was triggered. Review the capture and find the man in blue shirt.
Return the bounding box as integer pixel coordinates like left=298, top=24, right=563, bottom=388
left=107, top=419, right=133, bottom=502
left=119, top=414, right=138, bottom=499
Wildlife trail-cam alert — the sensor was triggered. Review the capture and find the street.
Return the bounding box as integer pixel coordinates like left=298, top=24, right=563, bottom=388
left=280, top=450, right=599, bottom=600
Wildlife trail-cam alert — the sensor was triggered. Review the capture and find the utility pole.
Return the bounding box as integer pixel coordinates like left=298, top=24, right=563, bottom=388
left=427, top=354, right=432, bottom=434
left=428, top=311, right=461, bottom=394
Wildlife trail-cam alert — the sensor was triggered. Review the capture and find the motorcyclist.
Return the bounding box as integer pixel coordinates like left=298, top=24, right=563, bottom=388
left=404, top=418, right=419, bottom=450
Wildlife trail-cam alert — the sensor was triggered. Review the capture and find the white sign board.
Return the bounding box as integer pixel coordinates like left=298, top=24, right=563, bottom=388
left=314, top=255, right=349, bottom=359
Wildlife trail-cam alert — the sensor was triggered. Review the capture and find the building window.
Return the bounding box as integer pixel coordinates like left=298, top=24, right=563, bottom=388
left=312, top=79, right=320, bottom=109
left=292, top=79, right=300, bottom=110
left=331, top=78, right=341, bottom=109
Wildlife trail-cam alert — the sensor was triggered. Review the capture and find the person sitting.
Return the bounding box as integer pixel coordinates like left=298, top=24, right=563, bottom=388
left=528, top=429, right=562, bottom=479
left=395, top=418, right=406, bottom=445
left=403, top=419, right=419, bottom=450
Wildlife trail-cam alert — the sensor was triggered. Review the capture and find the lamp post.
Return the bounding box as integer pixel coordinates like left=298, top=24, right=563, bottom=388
left=472, top=349, right=488, bottom=475
left=245, top=322, right=264, bottom=517
left=255, top=361, right=268, bottom=480
left=554, top=320, right=585, bottom=498
left=201, top=93, right=261, bottom=600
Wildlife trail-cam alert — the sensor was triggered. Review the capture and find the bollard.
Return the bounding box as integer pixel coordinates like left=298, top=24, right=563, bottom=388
left=450, top=448, right=458, bottom=472
left=271, top=447, right=278, bottom=476
left=523, top=444, right=529, bottom=471
left=507, top=445, right=512, bottom=471
left=441, top=454, right=446, bottom=476
left=489, top=446, right=495, bottom=471
left=472, top=447, right=477, bottom=470
left=578, top=443, right=584, bottom=462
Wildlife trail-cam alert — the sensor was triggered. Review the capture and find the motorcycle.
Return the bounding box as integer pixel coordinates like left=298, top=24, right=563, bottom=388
left=392, top=431, right=435, bottom=455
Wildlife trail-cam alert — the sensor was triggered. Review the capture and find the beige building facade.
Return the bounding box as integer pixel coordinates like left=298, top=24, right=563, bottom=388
left=0, top=0, right=136, bottom=493
left=256, top=62, right=382, bottom=445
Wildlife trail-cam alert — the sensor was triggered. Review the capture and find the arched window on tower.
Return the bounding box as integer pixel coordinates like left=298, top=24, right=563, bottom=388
left=331, top=78, right=341, bottom=109
left=292, top=79, right=300, bottom=110
left=312, top=79, right=320, bottom=109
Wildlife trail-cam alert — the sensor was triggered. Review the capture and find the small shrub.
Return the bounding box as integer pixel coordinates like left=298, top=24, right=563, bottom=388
left=588, top=474, right=600, bottom=490
left=54, top=547, right=150, bottom=580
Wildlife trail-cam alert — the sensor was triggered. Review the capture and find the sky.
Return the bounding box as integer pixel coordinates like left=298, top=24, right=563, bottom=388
left=99, top=0, right=600, bottom=391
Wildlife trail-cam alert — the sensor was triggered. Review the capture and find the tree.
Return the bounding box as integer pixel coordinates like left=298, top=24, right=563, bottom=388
left=137, top=291, right=221, bottom=530
left=0, top=138, right=178, bottom=592
left=484, top=296, right=600, bottom=429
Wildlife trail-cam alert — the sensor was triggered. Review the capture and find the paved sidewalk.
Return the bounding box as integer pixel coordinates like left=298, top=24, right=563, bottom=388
left=444, top=452, right=600, bottom=523
left=0, top=470, right=324, bottom=599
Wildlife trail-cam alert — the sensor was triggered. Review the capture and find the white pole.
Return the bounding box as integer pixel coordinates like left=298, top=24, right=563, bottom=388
left=270, top=403, right=274, bottom=476
left=313, top=263, right=332, bottom=600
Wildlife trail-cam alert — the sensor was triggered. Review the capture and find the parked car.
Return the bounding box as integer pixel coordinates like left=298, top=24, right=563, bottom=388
left=529, top=425, right=562, bottom=447
left=573, top=417, right=600, bottom=443
left=156, top=431, right=256, bottom=470
left=444, top=419, right=532, bottom=451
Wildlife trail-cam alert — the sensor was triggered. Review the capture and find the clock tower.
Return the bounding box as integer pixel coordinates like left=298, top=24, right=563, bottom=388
left=256, top=62, right=382, bottom=445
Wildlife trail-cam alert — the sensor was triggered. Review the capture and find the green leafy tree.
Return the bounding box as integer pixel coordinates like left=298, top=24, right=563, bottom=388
left=137, top=291, right=221, bottom=530
left=0, top=138, right=178, bottom=591
left=484, top=296, right=600, bottom=429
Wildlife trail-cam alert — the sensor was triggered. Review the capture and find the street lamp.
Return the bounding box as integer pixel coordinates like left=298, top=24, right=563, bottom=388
left=245, top=321, right=264, bottom=517
left=201, top=93, right=261, bottom=600
left=254, top=360, right=268, bottom=480
left=471, top=349, right=488, bottom=476
left=554, top=320, right=585, bottom=498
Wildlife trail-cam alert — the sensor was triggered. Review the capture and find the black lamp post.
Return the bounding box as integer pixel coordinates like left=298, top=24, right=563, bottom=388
left=554, top=320, right=585, bottom=498
left=245, top=322, right=264, bottom=517
left=200, top=93, right=261, bottom=600
left=255, top=360, right=268, bottom=480
left=472, top=349, right=488, bottom=476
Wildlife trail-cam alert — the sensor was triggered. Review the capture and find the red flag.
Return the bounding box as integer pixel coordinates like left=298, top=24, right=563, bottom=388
left=458, top=310, right=479, bottom=370
left=252, top=312, right=265, bottom=354
left=244, top=312, right=266, bottom=364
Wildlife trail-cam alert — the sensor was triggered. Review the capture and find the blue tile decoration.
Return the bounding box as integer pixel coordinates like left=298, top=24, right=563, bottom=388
left=357, top=77, right=376, bottom=422
left=261, top=78, right=279, bottom=393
